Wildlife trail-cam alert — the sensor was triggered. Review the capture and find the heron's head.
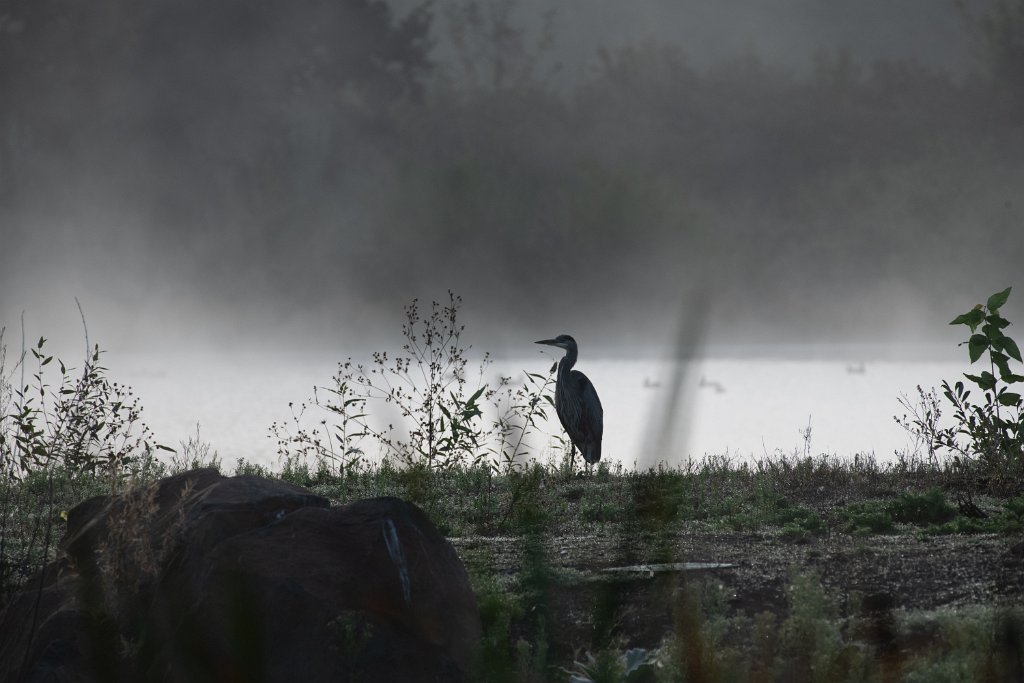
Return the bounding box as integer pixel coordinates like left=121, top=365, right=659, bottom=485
left=535, top=334, right=576, bottom=351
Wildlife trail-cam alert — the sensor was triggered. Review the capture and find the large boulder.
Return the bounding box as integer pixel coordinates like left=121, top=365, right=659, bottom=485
left=0, top=469, right=481, bottom=682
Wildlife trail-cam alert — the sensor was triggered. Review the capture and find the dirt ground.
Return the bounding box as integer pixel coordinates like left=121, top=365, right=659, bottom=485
left=453, top=528, right=1024, bottom=655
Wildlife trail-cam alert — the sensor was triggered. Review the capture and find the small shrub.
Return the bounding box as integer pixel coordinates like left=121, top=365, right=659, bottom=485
left=779, top=523, right=809, bottom=542
left=168, top=424, right=221, bottom=473
left=889, top=489, right=957, bottom=525
left=0, top=319, right=166, bottom=600
left=234, top=458, right=271, bottom=478
left=272, top=292, right=557, bottom=474
left=926, top=494, right=1024, bottom=535
left=767, top=495, right=826, bottom=535
left=842, top=502, right=896, bottom=535
left=1, top=331, right=164, bottom=480
left=938, top=287, right=1024, bottom=481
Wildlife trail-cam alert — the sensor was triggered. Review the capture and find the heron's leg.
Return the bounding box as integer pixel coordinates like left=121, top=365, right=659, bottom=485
left=570, top=444, right=577, bottom=475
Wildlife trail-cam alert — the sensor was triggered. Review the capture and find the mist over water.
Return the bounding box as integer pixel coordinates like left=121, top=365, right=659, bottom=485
left=2, top=0, right=1022, bottom=466
left=110, top=349, right=964, bottom=468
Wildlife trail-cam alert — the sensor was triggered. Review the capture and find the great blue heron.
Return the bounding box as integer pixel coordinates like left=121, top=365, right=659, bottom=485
left=535, top=335, right=603, bottom=470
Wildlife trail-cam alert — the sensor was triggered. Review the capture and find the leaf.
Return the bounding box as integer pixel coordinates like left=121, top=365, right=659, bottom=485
left=951, top=307, right=985, bottom=331
left=965, top=372, right=997, bottom=391
left=987, top=287, right=1012, bottom=311
left=993, top=353, right=1013, bottom=380
left=984, top=324, right=1006, bottom=343
left=1002, top=336, right=1022, bottom=363
left=998, top=392, right=1020, bottom=406
left=987, top=313, right=1012, bottom=329
left=968, top=334, right=989, bottom=363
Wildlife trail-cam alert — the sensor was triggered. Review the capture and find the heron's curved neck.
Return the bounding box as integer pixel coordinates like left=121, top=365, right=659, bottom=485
left=558, top=345, right=578, bottom=374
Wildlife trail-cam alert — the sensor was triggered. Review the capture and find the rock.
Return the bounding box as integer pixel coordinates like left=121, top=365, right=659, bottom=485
left=0, top=470, right=480, bottom=682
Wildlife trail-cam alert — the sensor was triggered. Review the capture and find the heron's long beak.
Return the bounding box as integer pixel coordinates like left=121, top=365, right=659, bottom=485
left=535, top=339, right=558, bottom=346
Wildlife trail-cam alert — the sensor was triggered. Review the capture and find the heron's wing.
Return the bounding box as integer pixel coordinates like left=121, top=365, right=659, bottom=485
left=571, top=370, right=603, bottom=441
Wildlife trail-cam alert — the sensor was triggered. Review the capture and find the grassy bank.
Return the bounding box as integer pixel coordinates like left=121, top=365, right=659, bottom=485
left=1, top=451, right=1022, bottom=682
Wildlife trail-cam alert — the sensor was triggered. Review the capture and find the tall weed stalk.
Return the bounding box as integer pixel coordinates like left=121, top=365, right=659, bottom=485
left=0, top=313, right=164, bottom=602
left=272, top=291, right=557, bottom=473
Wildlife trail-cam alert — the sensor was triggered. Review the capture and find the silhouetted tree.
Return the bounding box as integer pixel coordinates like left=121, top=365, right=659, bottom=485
left=960, top=0, right=1024, bottom=115
left=0, top=0, right=433, bottom=209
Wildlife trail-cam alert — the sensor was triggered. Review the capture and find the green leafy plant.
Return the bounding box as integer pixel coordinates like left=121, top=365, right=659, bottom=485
left=887, top=488, right=956, bottom=525
left=488, top=365, right=556, bottom=473
left=0, top=316, right=166, bottom=602
left=841, top=501, right=896, bottom=535
left=938, top=287, right=1024, bottom=475
left=1, top=333, right=162, bottom=481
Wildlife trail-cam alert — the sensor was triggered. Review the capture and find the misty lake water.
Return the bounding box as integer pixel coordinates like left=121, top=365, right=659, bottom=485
left=111, top=350, right=967, bottom=469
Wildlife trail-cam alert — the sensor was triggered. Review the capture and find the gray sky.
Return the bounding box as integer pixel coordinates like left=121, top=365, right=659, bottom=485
left=403, top=0, right=981, bottom=82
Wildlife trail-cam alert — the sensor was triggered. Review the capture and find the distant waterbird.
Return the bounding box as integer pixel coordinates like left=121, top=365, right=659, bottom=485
left=535, top=335, right=603, bottom=471
left=698, top=376, right=725, bottom=393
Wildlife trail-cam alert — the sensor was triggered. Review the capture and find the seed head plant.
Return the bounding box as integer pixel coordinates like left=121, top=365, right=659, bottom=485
left=0, top=310, right=166, bottom=601
left=1, top=324, right=164, bottom=484
left=272, top=291, right=556, bottom=473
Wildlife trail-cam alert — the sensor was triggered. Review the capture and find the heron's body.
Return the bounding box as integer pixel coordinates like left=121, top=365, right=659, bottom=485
left=536, top=335, right=603, bottom=466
